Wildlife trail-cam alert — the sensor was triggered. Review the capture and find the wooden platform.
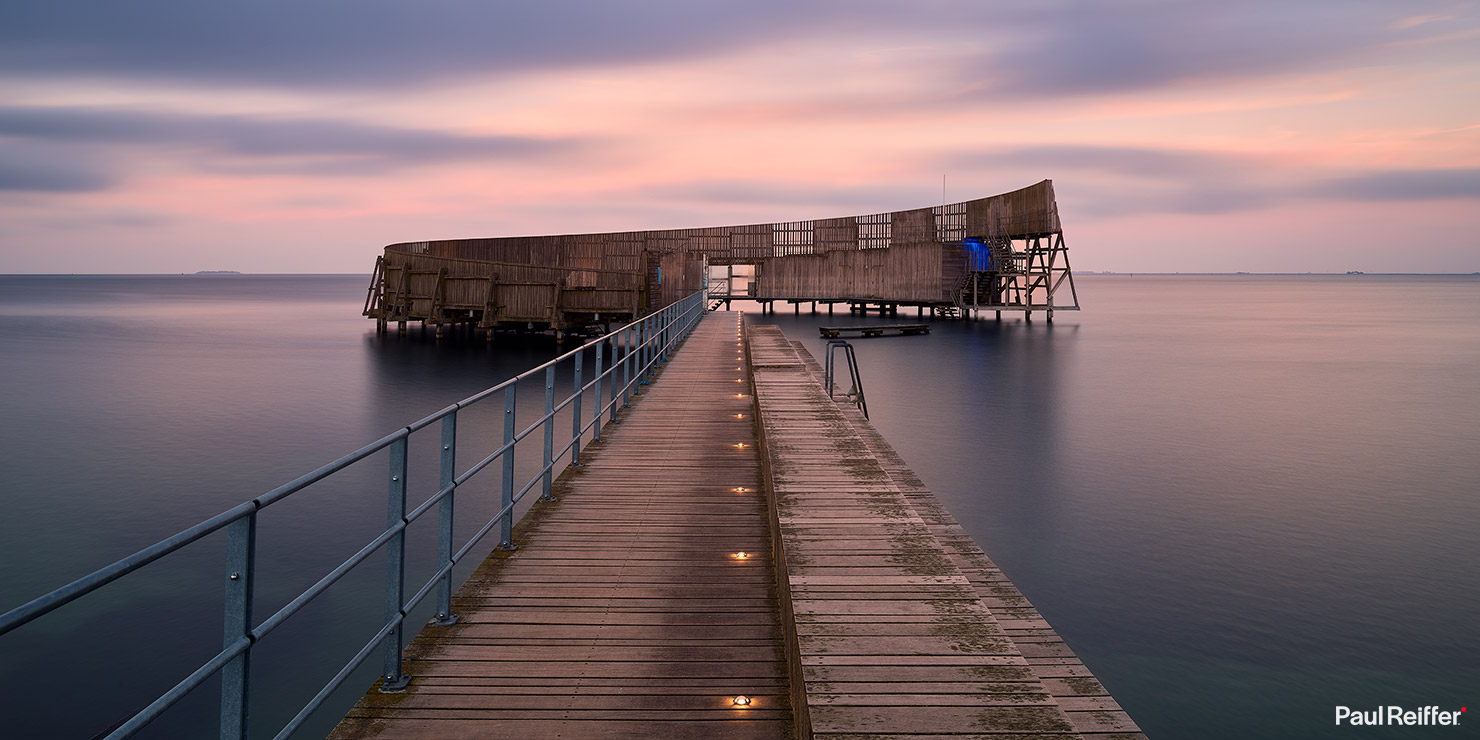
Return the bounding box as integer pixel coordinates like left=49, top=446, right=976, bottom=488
left=748, top=325, right=1144, bottom=739
left=331, top=312, right=793, bottom=740
left=818, top=324, right=930, bottom=338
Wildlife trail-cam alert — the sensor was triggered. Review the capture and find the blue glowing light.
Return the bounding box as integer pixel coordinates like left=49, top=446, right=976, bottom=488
left=961, top=238, right=991, bottom=271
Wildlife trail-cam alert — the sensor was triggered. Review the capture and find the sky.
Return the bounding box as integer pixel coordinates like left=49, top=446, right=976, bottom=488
left=1, top=0, right=1477, bottom=274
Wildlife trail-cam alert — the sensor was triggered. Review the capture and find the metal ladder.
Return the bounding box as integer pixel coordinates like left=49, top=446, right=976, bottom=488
left=823, top=340, right=868, bottom=419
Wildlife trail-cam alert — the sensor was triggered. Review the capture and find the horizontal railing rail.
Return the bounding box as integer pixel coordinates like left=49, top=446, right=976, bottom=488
left=0, top=291, right=708, bottom=740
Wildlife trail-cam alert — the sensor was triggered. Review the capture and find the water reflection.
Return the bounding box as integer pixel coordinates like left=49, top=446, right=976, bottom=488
left=0, top=276, right=591, bottom=739
left=4, top=277, right=1478, bottom=740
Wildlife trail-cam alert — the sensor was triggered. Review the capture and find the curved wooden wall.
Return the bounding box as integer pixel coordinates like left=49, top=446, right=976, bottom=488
left=369, top=180, right=1063, bottom=328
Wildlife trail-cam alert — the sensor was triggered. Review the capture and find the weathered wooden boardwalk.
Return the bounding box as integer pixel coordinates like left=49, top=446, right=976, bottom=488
left=749, top=325, right=1143, bottom=739
left=334, top=311, right=1140, bottom=739
left=332, top=312, right=792, bottom=739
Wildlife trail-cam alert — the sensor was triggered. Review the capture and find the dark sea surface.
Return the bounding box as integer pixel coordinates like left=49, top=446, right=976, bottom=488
left=1, top=274, right=1476, bottom=739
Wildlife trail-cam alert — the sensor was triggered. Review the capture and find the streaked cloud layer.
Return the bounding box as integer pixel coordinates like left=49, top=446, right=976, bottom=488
left=1, top=0, right=1476, bottom=272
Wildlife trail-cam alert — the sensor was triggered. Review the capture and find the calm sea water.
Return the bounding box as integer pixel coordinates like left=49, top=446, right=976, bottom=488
left=0, top=275, right=580, bottom=739
left=1, top=274, right=1476, bottom=738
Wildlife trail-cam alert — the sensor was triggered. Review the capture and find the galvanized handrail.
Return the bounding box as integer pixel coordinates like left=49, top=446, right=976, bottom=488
left=0, top=291, right=708, bottom=740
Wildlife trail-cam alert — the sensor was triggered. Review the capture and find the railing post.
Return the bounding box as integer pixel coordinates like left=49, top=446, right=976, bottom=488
left=571, top=348, right=584, bottom=466
left=635, top=319, right=648, bottom=391
left=542, top=365, right=556, bottom=502
left=593, top=340, right=605, bottom=439
left=220, top=511, right=256, bottom=740
left=650, top=314, right=659, bottom=375
left=660, top=306, right=670, bottom=363
left=435, top=413, right=458, bottom=626
left=647, top=314, right=656, bottom=378
left=381, top=436, right=410, bottom=691
left=621, top=327, right=632, bottom=408
left=500, top=384, right=518, bottom=550
left=824, top=343, right=834, bottom=395
left=611, top=335, right=622, bottom=418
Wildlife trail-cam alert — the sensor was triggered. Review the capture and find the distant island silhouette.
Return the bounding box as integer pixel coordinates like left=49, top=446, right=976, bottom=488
left=194, top=270, right=242, bottom=275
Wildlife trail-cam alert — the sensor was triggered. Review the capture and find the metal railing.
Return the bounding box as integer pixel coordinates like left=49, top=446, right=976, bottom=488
left=0, top=291, right=708, bottom=740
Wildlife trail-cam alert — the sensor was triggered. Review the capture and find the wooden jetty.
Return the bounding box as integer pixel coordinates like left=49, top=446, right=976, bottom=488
left=817, top=324, right=930, bottom=338
left=749, top=326, right=1143, bottom=739
left=334, top=312, right=1139, bottom=739
left=363, top=180, right=1080, bottom=338
left=332, top=312, right=790, bottom=739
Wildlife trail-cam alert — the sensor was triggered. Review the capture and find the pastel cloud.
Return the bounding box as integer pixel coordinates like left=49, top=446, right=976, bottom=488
left=1315, top=168, right=1480, bottom=201
left=0, top=1, right=858, bottom=89
left=0, top=1, right=1445, bottom=96
left=0, top=0, right=1476, bottom=273
left=958, top=3, right=1408, bottom=100
left=0, top=106, right=596, bottom=182
left=0, top=140, right=114, bottom=192
left=957, top=146, right=1480, bottom=217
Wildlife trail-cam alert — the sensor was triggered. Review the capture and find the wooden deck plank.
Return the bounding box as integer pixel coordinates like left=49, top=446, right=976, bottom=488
left=333, top=718, right=792, bottom=740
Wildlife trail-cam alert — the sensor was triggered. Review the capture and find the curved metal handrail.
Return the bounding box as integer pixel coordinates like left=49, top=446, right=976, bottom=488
left=0, top=291, right=708, bottom=740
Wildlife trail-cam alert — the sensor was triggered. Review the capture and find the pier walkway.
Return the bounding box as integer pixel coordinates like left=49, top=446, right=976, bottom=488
left=332, top=312, right=791, bottom=739
left=335, top=311, right=1141, bottom=739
